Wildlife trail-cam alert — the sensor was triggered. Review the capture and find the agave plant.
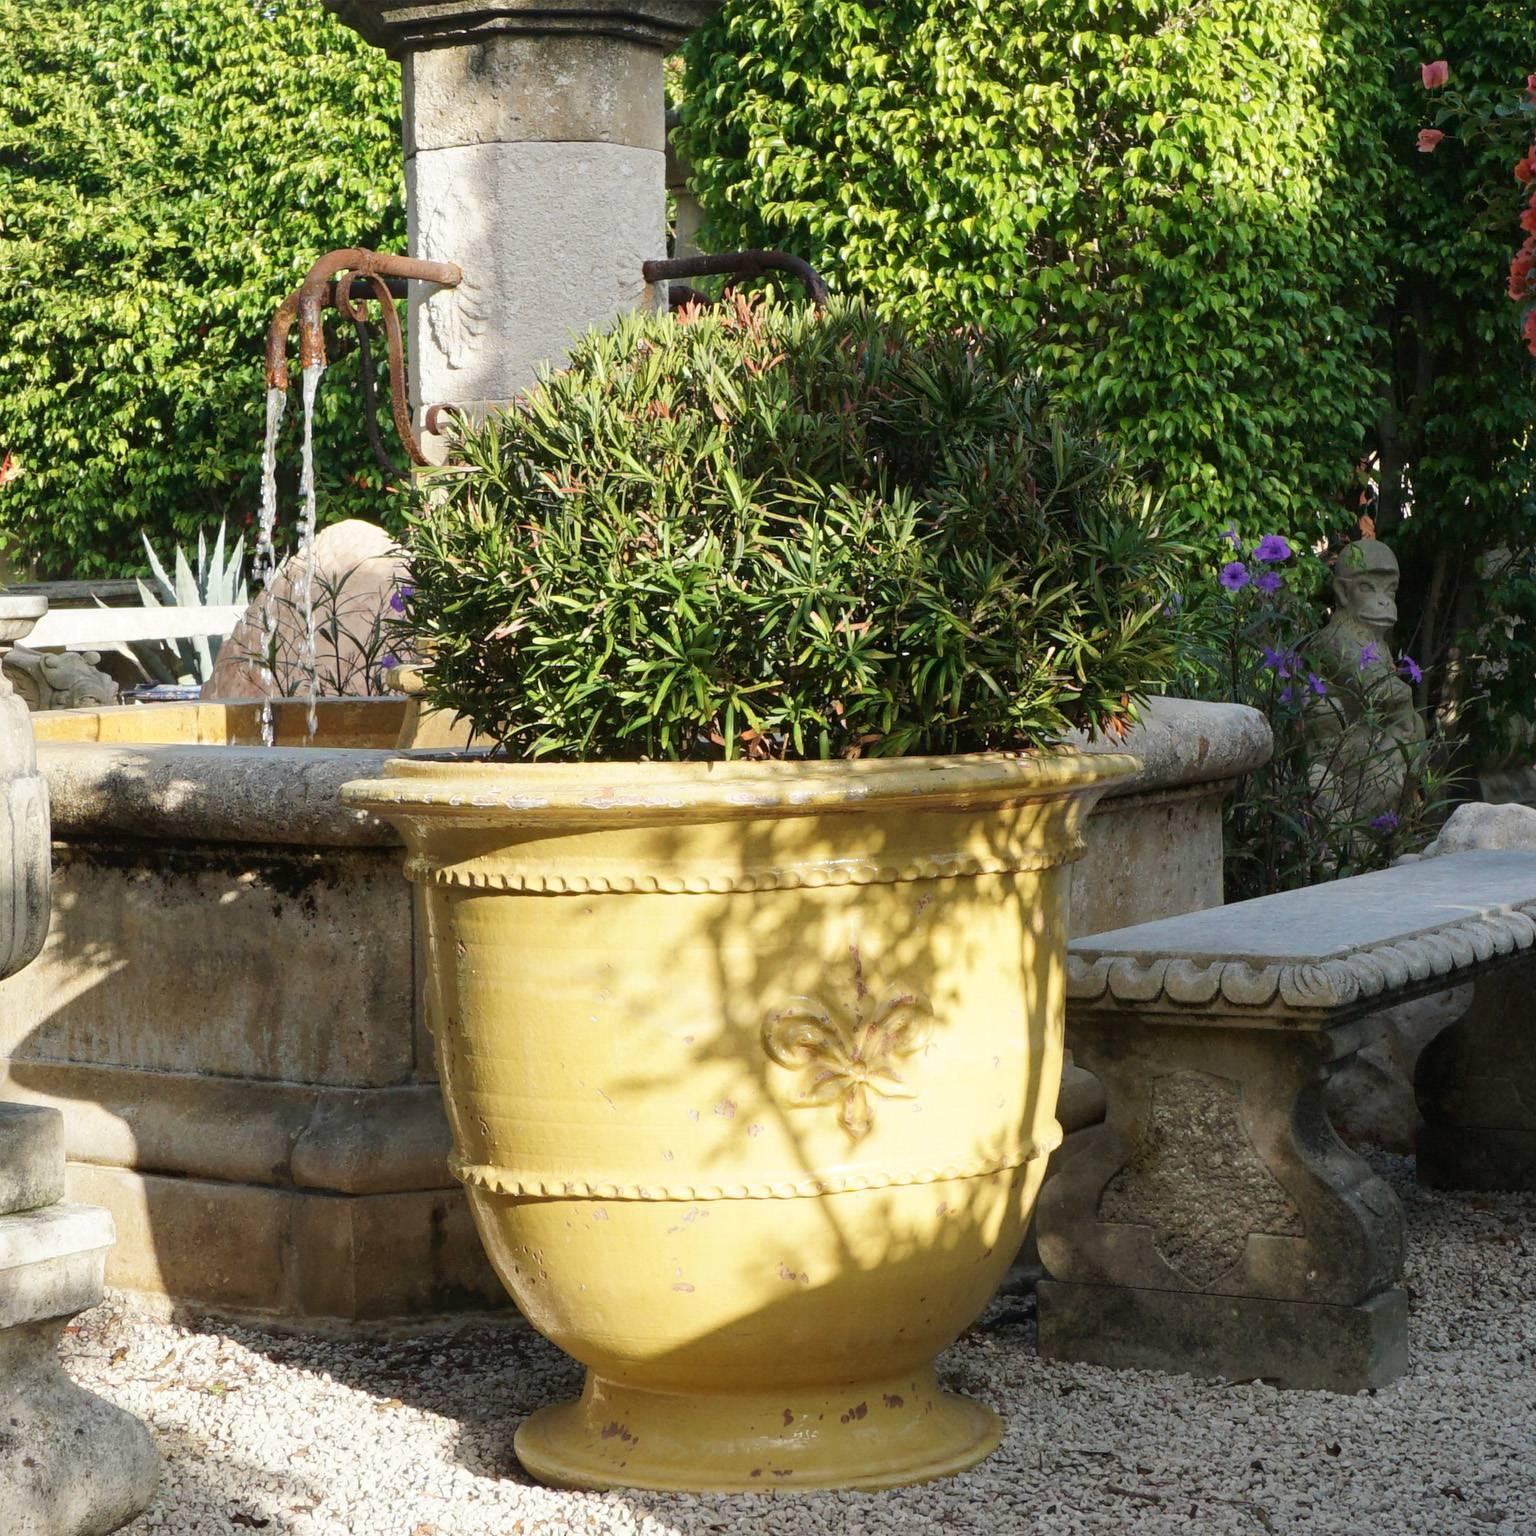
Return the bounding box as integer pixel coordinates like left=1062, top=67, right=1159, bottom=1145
left=120, top=524, right=248, bottom=685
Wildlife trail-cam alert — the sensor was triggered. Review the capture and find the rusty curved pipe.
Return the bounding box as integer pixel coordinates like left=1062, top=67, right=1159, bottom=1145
left=264, top=247, right=462, bottom=391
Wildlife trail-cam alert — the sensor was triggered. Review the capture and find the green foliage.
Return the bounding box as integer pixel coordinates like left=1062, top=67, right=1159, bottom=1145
left=678, top=0, right=1394, bottom=549
left=679, top=0, right=1536, bottom=758
left=0, top=0, right=404, bottom=578
left=1376, top=5, right=1536, bottom=756
left=1172, top=534, right=1452, bottom=897
left=129, top=523, right=247, bottom=684
left=403, top=297, right=1193, bottom=761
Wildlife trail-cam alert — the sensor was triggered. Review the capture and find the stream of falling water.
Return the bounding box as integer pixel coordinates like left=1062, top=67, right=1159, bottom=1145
left=297, top=363, right=326, bottom=738
left=255, top=387, right=288, bottom=747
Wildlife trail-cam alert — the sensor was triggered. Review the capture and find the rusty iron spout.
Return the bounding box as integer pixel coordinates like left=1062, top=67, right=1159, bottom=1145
left=264, top=248, right=462, bottom=392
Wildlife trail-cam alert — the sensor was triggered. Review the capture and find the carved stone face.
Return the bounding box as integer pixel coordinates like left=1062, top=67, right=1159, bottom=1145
left=1336, top=569, right=1399, bottom=632
left=1334, top=543, right=1401, bottom=634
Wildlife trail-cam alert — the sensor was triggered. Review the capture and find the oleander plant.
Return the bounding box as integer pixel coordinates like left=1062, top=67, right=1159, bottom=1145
left=400, top=296, right=1194, bottom=761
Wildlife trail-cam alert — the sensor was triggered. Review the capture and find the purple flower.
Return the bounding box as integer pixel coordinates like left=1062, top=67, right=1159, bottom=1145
left=389, top=584, right=413, bottom=615
left=1219, top=561, right=1250, bottom=592
left=1279, top=686, right=1294, bottom=705
left=1252, top=534, right=1292, bottom=563
left=1307, top=673, right=1328, bottom=697
left=1221, top=525, right=1241, bottom=548
left=1399, top=654, right=1423, bottom=684
left=1371, top=812, right=1400, bottom=833
left=1255, top=569, right=1283, bottom=594
left=1358, top=642, right=1381, bottom=669
left=1260, top=645, right=1297, bottom=679
left=1162, top=592, right=1185, bottom=617
left=378, top=652, right=399, bottom=671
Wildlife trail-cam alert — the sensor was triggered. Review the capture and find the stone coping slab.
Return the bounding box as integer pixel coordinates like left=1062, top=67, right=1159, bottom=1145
left=35, top=696, right=1267, bottom=850
left=0, top=1203, right=114, bottom=1272
left=1068, top=849, right=1536, bottom=1022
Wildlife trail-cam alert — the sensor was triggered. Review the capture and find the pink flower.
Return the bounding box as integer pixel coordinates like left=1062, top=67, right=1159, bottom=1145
left=1521, top=201, right=1536, bottom=237
left=1420, top=60, right=1449, bottom=90
left=1417, top=129, right=1445, bottom=154
left=1516, top=149, right=1536, bottom=187
left=1528, top=72, right=1536, bottom=101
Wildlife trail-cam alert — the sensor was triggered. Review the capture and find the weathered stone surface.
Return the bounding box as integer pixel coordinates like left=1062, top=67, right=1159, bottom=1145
left=3, top=648, right=118, bottom=712
left=36, top=741, right=400, bottom=846
left=0, top=1103, right=64, bottom=1216
left=0, top=1064, right=451, bottom=1195
left=1036, top=1281, right=1408, bottom=1393
left=1071, top=696, right=1272, bottom=797
left=1044, top=849, right=1536, bottom=1388
left=1417, top=958, right=1536, bottom=1190
left=1098, top=1069, right=1304, bottom=1289
left=204, top=519, right=406, bottom=702
left=408, top=139, right=665, bottom=442
left=0, top=843, right=415, bottom=1088
left=2, top=1318, right=160, bottom=1536
left=1069, top=849, right=1536, bottom=1021
left=404, top=32, right=664, bottom=154
left=66, top=1163, right=504, bottom=1322
left=0, top=1204, right=158, bottom=1534
left=0, top=690, right=51, bottom=977
left=1415, top=799, right=1536, bottom=857
left=1070, top=697, right=1270, bottom=936
left=1325, top=986, right=1468, bottom=1153
left=324, top=0, right=721, bottom=57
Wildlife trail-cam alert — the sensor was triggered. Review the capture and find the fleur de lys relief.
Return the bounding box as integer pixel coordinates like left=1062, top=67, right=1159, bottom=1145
left=762, top=958, right=934, bottom=1142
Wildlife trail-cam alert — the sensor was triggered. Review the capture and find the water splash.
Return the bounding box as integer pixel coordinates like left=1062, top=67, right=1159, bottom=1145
left=297, top=362, right=326, bottom=738
left=255, top=386, right=287, bottom=747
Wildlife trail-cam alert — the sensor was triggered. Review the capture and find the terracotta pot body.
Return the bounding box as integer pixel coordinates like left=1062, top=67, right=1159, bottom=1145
left=342, top=750, right=1137, bottom=1491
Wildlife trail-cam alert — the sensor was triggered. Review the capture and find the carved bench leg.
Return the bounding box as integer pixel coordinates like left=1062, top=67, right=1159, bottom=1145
left=1036, top=1014, right=1407, bottom=1392
left=1417, top=958, right=1536, bottom=1190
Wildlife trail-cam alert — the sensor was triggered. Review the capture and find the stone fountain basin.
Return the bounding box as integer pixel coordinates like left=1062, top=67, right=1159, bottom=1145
left=0, top=695, right=1267, bottom=1323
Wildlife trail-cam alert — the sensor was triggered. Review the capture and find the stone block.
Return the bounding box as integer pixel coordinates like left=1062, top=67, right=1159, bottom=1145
left=0, top=1204, right=158, bottom=1535
left=0, top=1061, right=451, bottom=1195
left=2, top=1321, right=160, bottom=1536
left=0, top=842, right=415, bottom=1088
left=1036, top=1280, right=1409, bottom=1393
left=65, top=1163, right=505, bottom=1322
left=0, top=1102, right=64, bottom=1215
left=404, top=32, right=664, bottom=155
left=406, top=139, right=665, bottom=424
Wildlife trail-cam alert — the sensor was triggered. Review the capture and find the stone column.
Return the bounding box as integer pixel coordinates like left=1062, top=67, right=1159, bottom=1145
left=321, top=3, right=721, bottom=454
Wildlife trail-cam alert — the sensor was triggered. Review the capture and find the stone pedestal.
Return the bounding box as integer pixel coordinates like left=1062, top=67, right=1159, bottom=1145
left=1036, top=1016, right=1407, bottom=1391
left=322, top=1, right=721, bottom=452
left=1416, top=959, right=1536, bottom=1189
left=1, top=1104, right=159, bottom=1534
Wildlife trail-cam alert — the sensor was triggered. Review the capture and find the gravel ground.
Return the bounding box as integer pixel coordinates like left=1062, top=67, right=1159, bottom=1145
left=65, top=1154, right=1534, bottom=1536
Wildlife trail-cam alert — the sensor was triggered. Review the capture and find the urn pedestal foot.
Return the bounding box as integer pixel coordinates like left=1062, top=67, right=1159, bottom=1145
left=513, top=1366, right=1001, bottom=1493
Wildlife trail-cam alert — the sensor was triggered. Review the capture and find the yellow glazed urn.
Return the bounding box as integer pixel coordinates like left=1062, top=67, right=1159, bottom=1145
left=341, top=749, right=1138, bottom=1491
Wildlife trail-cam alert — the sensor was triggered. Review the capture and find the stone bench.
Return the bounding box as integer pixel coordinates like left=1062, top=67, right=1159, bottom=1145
left=1035, top=849, right=1536, bottom=1393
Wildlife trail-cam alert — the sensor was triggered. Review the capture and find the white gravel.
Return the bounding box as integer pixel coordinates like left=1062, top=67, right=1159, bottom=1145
left=65, top=1153, right=1534, bottom=1536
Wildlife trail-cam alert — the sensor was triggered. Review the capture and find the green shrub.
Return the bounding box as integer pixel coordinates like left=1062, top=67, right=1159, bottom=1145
left=677, top=0, right=1394, bottom=549
left=1376, top=7, right=1536, bottom=758
left=402, top=297, right=1192, bottom=760
left=0, top=0, right=403, bottom=578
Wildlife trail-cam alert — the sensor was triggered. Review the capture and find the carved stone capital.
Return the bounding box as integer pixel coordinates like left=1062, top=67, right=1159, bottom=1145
left=323, top=1, right=722, bottom=56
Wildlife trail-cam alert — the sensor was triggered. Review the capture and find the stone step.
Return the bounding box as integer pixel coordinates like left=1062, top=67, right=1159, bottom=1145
left=0, top=1101, right=64, bottom=1216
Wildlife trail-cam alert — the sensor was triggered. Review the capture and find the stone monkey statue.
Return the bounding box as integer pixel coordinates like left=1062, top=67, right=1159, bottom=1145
left=1304, top=539, right=1425, bottom=828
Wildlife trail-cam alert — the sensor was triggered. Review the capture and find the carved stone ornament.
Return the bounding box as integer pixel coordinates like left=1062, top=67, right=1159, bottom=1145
left=763, top=948, right=933, bottom=1141
left=1099, top=1070, right=1304, bottom=1288
left=2, top=646, right=118, bottom=711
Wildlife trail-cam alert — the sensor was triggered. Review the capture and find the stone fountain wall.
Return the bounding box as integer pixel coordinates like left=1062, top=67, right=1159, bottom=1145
left=0, top=697, right=1267, bottom=1322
